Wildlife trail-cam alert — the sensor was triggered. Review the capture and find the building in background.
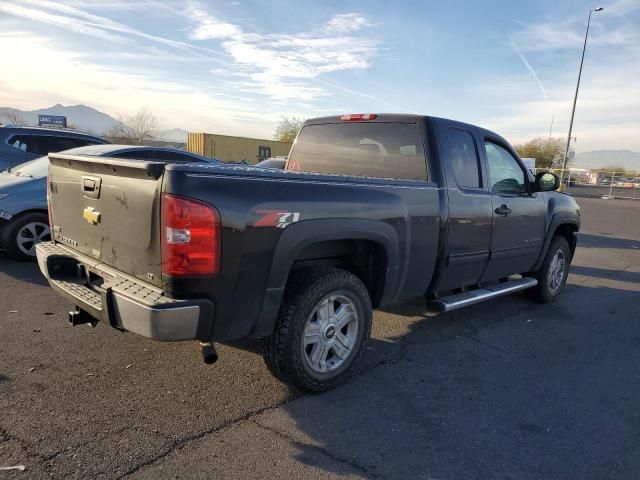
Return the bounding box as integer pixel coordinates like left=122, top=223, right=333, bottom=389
left=187, top=132, right=291, bottom=164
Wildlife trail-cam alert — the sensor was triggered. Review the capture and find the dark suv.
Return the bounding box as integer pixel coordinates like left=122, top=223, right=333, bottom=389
left=0, top=125, right=108, bottom=171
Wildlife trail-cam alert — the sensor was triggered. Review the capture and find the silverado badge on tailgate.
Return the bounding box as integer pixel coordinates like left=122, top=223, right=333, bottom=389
left=82, top=206, right=101, bottom=225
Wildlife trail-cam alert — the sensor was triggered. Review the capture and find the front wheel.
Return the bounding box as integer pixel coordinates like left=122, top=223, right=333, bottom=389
left=263, top=267, right=372, bottom=393
left=526, top=235, right=571, bottom=303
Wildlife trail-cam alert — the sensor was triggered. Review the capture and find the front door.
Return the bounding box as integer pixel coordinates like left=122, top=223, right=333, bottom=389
left=482, top=139, right=546, bottom=281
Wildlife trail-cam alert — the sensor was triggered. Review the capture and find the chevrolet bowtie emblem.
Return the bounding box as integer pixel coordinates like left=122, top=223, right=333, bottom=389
left=83, top=206, right=101, bottom=225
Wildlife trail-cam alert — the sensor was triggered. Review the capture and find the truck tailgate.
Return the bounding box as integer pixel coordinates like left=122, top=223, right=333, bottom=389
left=48, top=153, right=165, bottom=288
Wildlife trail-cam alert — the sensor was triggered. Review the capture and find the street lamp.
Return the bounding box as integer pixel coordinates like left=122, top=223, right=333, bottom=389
left=560, top=7, right=603, bottom=185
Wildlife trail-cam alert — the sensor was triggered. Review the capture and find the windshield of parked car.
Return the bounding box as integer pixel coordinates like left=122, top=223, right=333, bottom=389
left=12, top=156, right=49, bottom=178
left=287, top=123, right=428, bottom=180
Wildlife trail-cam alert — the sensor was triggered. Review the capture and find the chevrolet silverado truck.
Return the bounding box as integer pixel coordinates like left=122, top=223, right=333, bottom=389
left=36, top=114, right=580, bottom=392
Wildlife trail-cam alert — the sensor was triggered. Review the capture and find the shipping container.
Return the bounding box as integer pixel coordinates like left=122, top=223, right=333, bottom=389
left=187, top=132, right=291, bottom=164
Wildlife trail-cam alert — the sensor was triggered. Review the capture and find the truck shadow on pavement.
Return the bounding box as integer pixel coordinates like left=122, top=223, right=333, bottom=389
left=260, top=282, right=640, bottom=480
left=0, top=254, right=48, bottom=286
left=571, top=265, right=640, bottom=284
left=578, top=233, right=640, bottom=250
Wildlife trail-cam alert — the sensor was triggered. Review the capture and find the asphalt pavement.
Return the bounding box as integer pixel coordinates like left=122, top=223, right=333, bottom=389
left=1, top=197, right=639, bottom=479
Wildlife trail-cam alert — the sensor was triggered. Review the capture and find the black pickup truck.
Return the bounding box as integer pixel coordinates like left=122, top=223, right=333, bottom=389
left=36, top=114, right=580, bottom=392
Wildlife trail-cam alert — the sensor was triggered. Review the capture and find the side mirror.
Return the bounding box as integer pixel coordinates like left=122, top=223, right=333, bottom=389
left=535, top=171, right=560, bottom=192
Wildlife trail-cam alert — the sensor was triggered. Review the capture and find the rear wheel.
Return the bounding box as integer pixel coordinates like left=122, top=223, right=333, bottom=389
left=526, top=235, right=571, bottom=303
left=2, top=212, right=50, bottom=261
left=263, top=267, right=372, bottom=393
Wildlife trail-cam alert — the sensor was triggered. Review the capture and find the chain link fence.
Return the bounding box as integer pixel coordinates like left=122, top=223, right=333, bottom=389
left=541, top=168, right=640, bottom=200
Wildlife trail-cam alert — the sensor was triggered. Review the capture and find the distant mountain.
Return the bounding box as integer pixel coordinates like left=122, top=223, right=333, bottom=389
left=574, top=150, right=640, bottom=171
left=0, top=103, right=121, bottom=135
left=157, top=128, right=188, bottom=143
left=0, top=104, right=186, bottom=142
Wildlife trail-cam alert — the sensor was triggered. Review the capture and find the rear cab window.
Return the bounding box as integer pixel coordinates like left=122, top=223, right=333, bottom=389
left=287, top=122, right=428, bottom=180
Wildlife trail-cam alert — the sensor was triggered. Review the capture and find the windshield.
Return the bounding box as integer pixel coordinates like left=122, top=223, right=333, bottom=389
left=12, top=156, right=49, bottom=178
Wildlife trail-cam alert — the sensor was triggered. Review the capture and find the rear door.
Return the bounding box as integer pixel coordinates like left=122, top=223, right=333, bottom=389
left=48, top=153, right=165, bottom=287
left=436, top=125, right=493, bottom=291
left=481, top=139, right=546, bottom=280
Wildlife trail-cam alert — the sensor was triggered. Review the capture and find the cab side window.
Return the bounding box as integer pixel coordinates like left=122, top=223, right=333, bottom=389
left=447, top=129, right=481, bottom=189
left=484, top=141, right=526, bottom=194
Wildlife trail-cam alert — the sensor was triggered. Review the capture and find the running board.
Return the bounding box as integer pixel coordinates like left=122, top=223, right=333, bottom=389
left=425, top=277, right=538, bottom=316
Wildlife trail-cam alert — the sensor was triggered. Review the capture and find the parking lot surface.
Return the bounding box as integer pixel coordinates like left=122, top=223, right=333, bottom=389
left=1, top=197, right=639, bottom=479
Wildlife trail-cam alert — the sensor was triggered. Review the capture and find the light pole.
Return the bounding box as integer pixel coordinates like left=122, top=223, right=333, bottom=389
left=560, top=7, right=603, bottom=185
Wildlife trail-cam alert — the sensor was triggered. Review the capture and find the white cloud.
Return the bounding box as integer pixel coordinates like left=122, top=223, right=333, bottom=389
left=0, top=0, right=386, bottom=127
left=0, top=32, right=296, bottom=138
left=325, top=13, right=372, bottom=33
left=189, top=7, right=243, bottom=40
left=0, top=0, right=228, bottom=58
left=0, top=3, right=124, bottom=42
left=187, top=5, right=379, bottom=101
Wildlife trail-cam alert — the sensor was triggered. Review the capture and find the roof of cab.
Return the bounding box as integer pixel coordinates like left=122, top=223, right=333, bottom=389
left=305, top=114, right=422, bottom=125
left=303, top=114, right=511, bottom=147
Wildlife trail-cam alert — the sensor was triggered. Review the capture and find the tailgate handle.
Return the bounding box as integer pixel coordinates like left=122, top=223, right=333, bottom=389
left=82, top=176, right=102, bottom=199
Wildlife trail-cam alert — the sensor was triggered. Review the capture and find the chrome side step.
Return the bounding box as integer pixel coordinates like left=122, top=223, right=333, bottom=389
left=425, top=277, right=538, bottom=316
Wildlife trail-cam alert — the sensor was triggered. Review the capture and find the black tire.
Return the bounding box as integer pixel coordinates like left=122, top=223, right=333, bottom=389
left=263, top=267, right=372, bottom=393
left=526, top=235, right=571, bottom=304
left=2, top=212, right=50, bottom=261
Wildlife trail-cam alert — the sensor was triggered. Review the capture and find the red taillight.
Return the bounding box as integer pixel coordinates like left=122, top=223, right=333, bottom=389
left=161, top=194, right=221, bottom=276
left=340, top=113, right=378, bottom=121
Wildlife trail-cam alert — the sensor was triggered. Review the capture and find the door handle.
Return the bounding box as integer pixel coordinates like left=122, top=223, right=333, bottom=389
left=495, top=204, right=512, bottom=216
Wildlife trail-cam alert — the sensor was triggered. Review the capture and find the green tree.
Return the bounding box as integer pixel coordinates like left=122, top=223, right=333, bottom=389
left=514, top=137, right=566, bottom=170
left=274, top=117, right=303, bottom=143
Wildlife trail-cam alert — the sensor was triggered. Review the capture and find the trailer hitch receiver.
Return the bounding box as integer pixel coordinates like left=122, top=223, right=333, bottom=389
left=69, top=308, right=98, bottom=328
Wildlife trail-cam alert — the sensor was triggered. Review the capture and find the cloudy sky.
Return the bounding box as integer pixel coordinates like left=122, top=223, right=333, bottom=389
left=0, top=0, right=638, bottom=152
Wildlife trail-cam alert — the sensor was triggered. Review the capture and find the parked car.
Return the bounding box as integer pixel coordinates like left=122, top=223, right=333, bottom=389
left=37, top=114, right=580, bottom=392
left=0, top=125, right=108, bottom=172
left=0, top=145, right=218, bottom=260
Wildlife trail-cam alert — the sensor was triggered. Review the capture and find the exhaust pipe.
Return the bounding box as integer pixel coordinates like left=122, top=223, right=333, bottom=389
left=199, top=341, right=218, bottom=365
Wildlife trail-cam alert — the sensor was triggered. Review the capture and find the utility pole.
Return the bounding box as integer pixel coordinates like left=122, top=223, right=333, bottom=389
left=559, top=7, right=603, bottom=185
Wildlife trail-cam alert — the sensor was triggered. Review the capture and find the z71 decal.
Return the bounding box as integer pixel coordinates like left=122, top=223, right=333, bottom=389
left=254, top=210, right=301, bottom=229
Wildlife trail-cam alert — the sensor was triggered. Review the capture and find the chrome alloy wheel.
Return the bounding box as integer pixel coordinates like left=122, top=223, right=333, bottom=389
left=302, top=294, right=359, bottom=374
left=16, top=221, right=50, bottom=257
left=548, top=249, right=566, bottom=294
